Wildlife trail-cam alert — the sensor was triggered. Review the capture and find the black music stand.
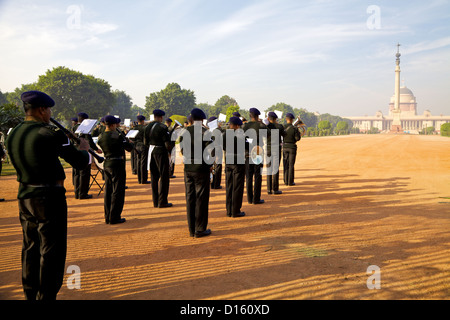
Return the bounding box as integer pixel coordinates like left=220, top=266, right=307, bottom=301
left=89, top=160, right=105, bottom=197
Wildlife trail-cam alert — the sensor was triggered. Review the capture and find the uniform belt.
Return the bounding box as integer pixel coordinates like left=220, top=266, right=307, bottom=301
left=22, top=181, right=64, bottom=188
left=106, top=157, right=124, bottom=160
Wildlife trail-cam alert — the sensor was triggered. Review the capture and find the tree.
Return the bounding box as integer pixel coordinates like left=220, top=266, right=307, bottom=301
left=145, top=83, right=196, bottom=117
left=293, top=108, right=318, bottom=128
left=5, top=83, right=40, bottom=107
left=265, top=103, right=294, bottom=124
left=209, top=95, right=238, bottom=117
left=130, top=105, right=145, bottom=119
left=0, top=90, right=8, bottom=106
left=0, top=103, right=24, bottom=135
left=37, top=66, right=114, bottom=121
left=225, top=105, right=240, bottom=122
left=196, top=103, right=213, bottom=118
left=318, top=120, right=331, bottom=131
left=111, top=90, right=133, bottom=119
left=335, top=121, right=349, bottom=135
left=441, top=123, right=450, bottom=137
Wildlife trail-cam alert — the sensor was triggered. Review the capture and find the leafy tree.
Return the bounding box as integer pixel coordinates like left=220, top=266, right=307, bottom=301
left=0, top=90, right=8, bottom=105
left=318, top=120, right=331, bottom=131
left=36, top=66, right=114, bottom=121
left=420, top=126, right=435, bottom=135
left=5, top=83, right=40, bottom=106
left=441, top=123, right=450, bottom=137
left=209, top=95, right=238, bottom=117
left=293, top=108, right=318, bottom=128
left=335, top=121, right=349, bottom=135
left=265, top=103, right=294, bottom=124
left=130, top=105, right=145, bottom=120
left=145, top=83, right=196, bottom=117
left=225, top=105, right=240, bottom=122
left=196, top=103, right=213, bottom=118
left=111, top=90, right=133, bottom=119
left=0, top=103, right=24, bottom=135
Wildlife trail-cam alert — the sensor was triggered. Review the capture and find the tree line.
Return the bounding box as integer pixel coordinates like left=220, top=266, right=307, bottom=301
left=1, top=66, right=352, bottom=136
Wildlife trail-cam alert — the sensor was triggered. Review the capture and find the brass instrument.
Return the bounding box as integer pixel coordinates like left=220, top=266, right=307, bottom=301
left=50, top=118, right=105, bottom=163
left=294, top=116, right=307, bottom=136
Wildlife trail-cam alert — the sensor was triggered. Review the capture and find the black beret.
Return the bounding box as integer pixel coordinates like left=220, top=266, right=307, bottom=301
left=104, top=115, right=119, bottom=125
left=70, top=117, right=78, bottom=122
left=165, top=118, right=173, bottom=123
left=78, top=112, right=89, bottom=119
left=137, top=115, right=146, bottom=121
left=286, top=113, right=295, bottom=119
left=229, top=116, right=243, bottom=126
left=268, top=111, right=278, bottom=119
left=208, top=116, right=217, bottom=122
left=249, top=108, right=260, bottom=116
left=21, top=91, right=55, bottom=108
left=190, top=108, right=206, bottom=120
left=153, top=109, right=165, bottom=117
left=100, top=117, right=105, bottom=122
left=232, top=111, right=241, bottom=117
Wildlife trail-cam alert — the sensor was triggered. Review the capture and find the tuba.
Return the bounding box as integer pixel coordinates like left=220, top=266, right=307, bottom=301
left=294, top=116, right=307, bottom=136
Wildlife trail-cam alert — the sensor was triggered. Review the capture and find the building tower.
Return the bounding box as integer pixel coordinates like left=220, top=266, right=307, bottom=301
left=390, top=43, right=403, bottom=133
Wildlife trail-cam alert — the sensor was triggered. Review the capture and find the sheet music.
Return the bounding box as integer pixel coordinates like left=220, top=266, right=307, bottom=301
left=75, top=119, right=98, bottom=135
left=126, top=130, right=139, bottom=138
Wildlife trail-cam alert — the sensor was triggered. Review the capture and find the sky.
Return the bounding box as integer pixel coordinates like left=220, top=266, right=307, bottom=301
left=0, top=0, right=449, bottom=117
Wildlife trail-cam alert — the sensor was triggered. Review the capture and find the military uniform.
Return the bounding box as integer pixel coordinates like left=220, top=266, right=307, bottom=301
left=209, top=117, right=224, bottom=189
left=6, top=91, right=90, bottom=300
left=243, top=109, right=267, bottom=205
left=283, top=113, right=301, bottom=186
left=144, top=110, right=172, bottom=208
left=134, top=116, right=149, bottom=184
left=166, top=119, right=177, bottom=178
left=266, top=113, right=286, bottom=194
left=223, top=117, right=247, bottom=217
left=72, top=113, right=99, bottom=199
left=179, top=109, right=213, bottom=237
left=98, top=116, right=134, bottom=224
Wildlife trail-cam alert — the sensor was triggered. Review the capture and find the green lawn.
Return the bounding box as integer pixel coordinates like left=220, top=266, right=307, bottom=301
left=1, top=159, right=72, bottom=176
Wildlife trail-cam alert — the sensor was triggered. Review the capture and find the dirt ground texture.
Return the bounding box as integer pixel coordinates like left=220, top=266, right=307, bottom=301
left=0, top=134, right=449, bottom=300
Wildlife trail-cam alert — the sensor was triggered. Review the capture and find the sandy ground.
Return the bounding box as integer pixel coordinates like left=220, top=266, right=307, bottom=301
left=0, top=134, right=449, bottom=300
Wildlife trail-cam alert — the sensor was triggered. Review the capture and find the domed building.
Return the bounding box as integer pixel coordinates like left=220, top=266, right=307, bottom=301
left=388, top=86, right=417, bottom=117
left=347, top=45, right=450, bottom=134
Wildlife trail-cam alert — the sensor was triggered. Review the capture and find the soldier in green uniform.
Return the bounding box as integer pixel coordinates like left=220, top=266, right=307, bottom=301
left=6, top=91, right=90, bottom=300
left=72, top=112, right=101, bottom=199
left=144, top=109, right=173, bottom=208
left=92, top=117, right=106, bottom=138
left=165, top=118, right=177, bottom=179
left=283, top=113, right=301, bottom=186
left=97, top=115, right=134, bottom=224
left=179, top=108, right=213, bottom=237
left=243, top=108, right=267, bottom=205
left=223, top=117, right=247, bottom=218
left=266, top=111, right=286, bottom=195
left=131, top=115, right=149, bottom=184
left=209, top=116, right=224, bottom=190
left=134, top=115, right=149, bottom=184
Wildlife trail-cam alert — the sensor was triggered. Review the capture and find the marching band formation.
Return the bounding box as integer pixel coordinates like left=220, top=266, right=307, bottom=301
left=4, top=90, right=307, bottom=300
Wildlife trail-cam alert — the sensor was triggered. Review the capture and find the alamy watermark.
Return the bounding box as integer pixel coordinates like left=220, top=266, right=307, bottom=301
left=67, top=265, right=81, bottom=290
left=367, top=5, right=381, bottom=30
left=66, top=5, right=83, bottom=30
left=367, top=265, right=381, bottom=289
